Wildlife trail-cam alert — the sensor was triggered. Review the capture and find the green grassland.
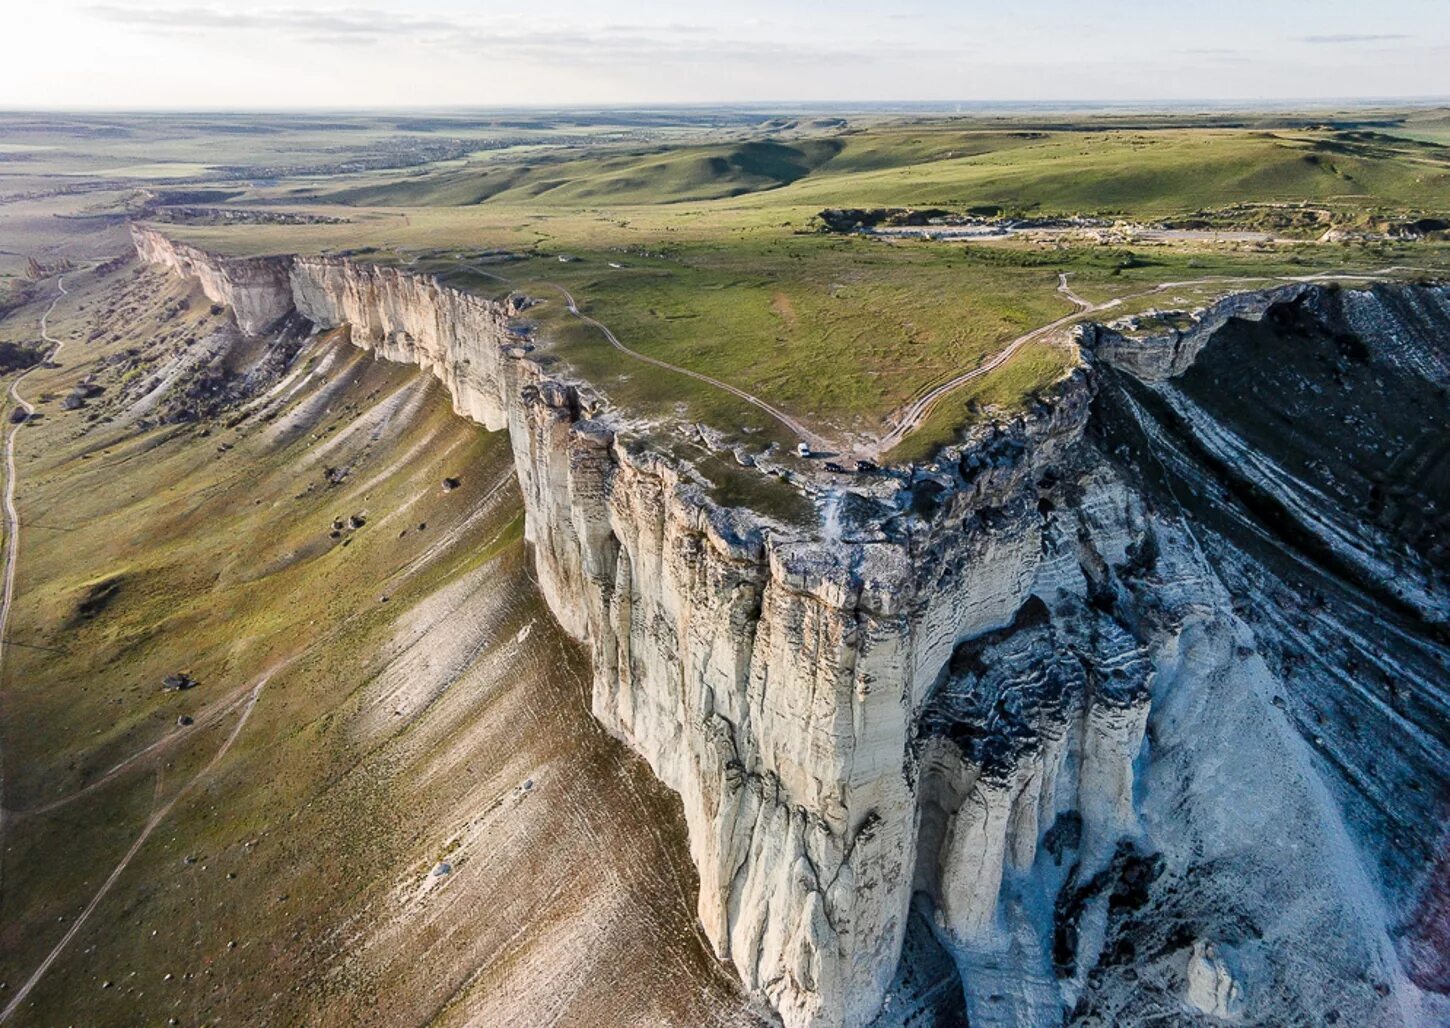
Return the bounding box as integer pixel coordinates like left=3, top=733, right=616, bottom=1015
left=470, top=240, right=1075, bottom=431
left=290, top=120, right=1450, bottom=218
left=0, top=265, right=749, bottom=1025
left=8, top=107, right=1450, bottom=459
left=1379, top=107, right=1450, bottom=145
left=324, top=137, right=850, bottom=207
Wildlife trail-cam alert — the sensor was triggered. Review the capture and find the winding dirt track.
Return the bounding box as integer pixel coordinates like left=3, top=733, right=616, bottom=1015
left=0, top=675, right=270, bottom=1024
left=457, top=261, right=832, bottom=452
left=0, top=277, right=279, bottom=1023
left=0, top=277, right=68, bottom=920
left=545, top=282, right=833, bottom=453
left=868, top=273, right=1103, bottom=458
left=866, top=264, right=1436, bottom=459
left=0, top=277, right=66, bottom=682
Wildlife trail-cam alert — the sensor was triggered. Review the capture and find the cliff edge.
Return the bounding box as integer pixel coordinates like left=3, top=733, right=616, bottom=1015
left=132, top=225, right=1450, bottom=1028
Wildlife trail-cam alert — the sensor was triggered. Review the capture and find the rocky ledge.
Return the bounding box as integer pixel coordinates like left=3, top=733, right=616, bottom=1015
left=132, top=224, right=1450, bottom=1028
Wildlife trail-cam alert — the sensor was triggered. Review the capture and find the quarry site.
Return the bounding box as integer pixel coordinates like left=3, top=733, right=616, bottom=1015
left=0, top=70, right=1448, bottom=1028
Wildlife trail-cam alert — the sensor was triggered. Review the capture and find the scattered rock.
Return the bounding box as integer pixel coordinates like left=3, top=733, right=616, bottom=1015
left=347, top=513, right=366, bottom=529
left=177, top=715, right=194, bottom=727
left=1183, top=939, right=1245, bottom=1018
left=432, top=861, right=452, bottom=877
left=161, top=673, right=196, bottom=691
left=442, top=476, right=461, bottom=492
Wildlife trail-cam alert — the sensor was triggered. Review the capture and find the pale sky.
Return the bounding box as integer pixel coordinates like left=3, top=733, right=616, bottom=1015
left=3, top=0, right=1448, bottom=108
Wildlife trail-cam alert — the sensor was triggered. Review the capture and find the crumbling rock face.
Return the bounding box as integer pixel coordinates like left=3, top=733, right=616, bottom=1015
left=134, top=225, right=1449, bottom=1028
left=131, top=228, right=295, bottom=334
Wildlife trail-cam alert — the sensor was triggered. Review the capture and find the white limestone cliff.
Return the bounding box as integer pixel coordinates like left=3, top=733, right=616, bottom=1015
left=136, top=226, right=1001, bottom=1026
left=131, top=226, right=1449, bottom=1028
left=131, top=228, right=295, bottom=334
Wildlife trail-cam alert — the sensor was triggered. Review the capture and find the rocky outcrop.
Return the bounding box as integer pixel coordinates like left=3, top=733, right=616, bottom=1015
left=131, top=228, right=294, bottom=334
left=133, top=225, right=1450, bottom=1028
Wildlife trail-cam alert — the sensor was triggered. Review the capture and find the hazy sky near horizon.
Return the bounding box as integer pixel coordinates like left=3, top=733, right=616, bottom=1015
left=4, top=0, right=1448, bottom=108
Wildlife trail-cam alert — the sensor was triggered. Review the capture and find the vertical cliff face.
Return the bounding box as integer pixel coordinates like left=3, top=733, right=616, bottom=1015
left=133, top=226, right=1449, bottom=1028
left=131, top=229, right=296, bottom=334
left=130, top=226, right=939, bottom=1026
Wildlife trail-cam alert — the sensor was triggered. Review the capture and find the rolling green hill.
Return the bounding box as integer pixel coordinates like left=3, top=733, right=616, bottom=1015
left=87, top=109, right=1450, bottom=459
left=325, top=138, right=846, bottom=207
left=321, top=124, right=1450, bottom=222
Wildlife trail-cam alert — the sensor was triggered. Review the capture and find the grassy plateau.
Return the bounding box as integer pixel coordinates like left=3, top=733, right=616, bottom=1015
left=33, top=109, right=1438, bottom=459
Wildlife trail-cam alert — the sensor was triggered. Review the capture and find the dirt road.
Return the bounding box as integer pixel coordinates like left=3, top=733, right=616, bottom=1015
left=459, top=259, right=1444, bottom=461
left=0, top=277, right=66, bottom=683
left=0, top=276, right=68, bottom=918
left=865, top=265, right=1435, bottom=460
left=0, top=675, right=270, bottom=1023
left=456, top=260, right=833, bottom=453
left=867, top=273, right=1108, bottom=458
left=546, top=281, right=834, bottom=453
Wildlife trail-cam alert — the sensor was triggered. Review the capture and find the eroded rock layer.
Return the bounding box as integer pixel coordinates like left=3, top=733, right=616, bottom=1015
left=133, top=226, right=1450, bottom=1028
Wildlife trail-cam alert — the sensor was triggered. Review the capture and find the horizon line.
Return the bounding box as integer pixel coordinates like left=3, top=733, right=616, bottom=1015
left=2, top=96, right=1449, bottom=116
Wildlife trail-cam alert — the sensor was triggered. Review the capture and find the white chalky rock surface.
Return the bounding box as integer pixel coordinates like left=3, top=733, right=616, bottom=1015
left=135, top=226, right=1450, bottom=1028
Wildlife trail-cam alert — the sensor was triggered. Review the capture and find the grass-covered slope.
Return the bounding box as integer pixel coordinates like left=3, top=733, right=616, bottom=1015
left=323, top=124, right=1450, bottom=219
left=0, top=265, right=755, bottom=1027
left=326, top=138, right=846, bottom=207
left=782, top=129, right=1450, bottom=216
left=147, top=114, right=1450, bottom=458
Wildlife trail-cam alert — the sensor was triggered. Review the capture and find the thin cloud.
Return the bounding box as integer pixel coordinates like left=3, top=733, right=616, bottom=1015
left=82, top=4, right=967, bottom=65
left=1299, top=33, right=1412, bottom=44
left=84, top=5, right=460, bottom=36
left=1183, top=48, right=1251, bottom=64
left=299, top=34, right=382, bottom=48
